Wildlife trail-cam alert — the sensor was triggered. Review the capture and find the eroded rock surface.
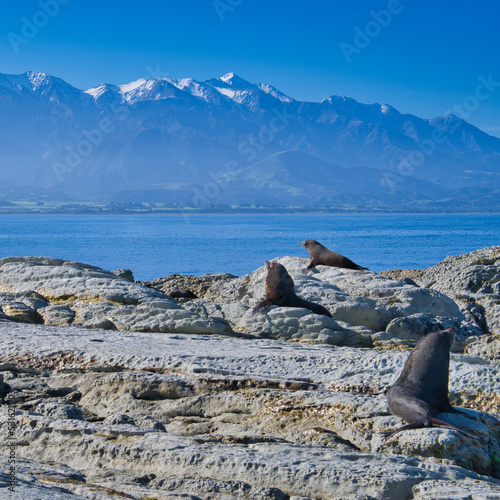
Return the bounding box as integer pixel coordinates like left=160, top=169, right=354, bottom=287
left=381, top=245, right=500, bottom=336
left=1, top=248, right=500, bottom=499
left=1, top=324, right=500, bottom=499
left=0, top=254, right=490, bottom=349
left=141, top=273, right=237, bottom=298
left=193, top=256, right=483, bottom=349
left=0, top=257, right=232, bottom=336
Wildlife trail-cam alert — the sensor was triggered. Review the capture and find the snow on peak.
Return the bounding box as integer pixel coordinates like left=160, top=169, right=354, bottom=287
left=214, top=73, right=255, bottom=89
left=175, top=78, right=194, bottom=89
left=203, top=74, right=293, bottom=103
left=377, top=103, right=399, bottom=116
left=26, top=71, right=55, bottom=90
left=117, top=78, right=190, bottom=104
left=220, top=73, right=247, bottom=85
left=220, top=72, right=236, bottom=83
left=257, top=83, right=294, bottom=103
left=323, top=95, right=355, bottom=103
left=27, top=70, right=49, bottom=81
left=118, top=78, right=149, bottom=94
left=84, top=83, right=121, bottom=101
left=170, top=78, right=223, bottom=103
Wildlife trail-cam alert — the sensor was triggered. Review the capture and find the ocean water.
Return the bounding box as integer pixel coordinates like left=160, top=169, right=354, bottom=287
left=0, top=213, right=498, bottom=281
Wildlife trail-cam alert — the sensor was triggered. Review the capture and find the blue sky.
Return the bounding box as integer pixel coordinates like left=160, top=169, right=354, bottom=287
left=1, top=0, right=499, bottom=136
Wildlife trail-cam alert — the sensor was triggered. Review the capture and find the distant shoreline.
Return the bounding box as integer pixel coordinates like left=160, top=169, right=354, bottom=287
left=1, top=204, right=499, bottom=216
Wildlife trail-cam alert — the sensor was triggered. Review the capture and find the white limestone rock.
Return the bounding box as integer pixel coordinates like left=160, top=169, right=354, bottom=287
left=0, top=455, right=201, bottom=500
left=2, top=411, right=499, bottom=500
left=1, top=323, right=500, bottom=498
left=34, top=402, right=84, bottom=420
left=38, top=304, right=76, bottom=326
left=0, top=257, right=233, bottom=336
left=206, top=256, right=477, bottom=346
left=466, top=333, right=500, bottom=361
left=412, top=478, right=500, bottom=499
left=382, top=246, right=500, bottom=336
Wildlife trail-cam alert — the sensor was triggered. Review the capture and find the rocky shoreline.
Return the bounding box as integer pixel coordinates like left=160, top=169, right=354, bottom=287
left=0, top=246, right=499, bottom=499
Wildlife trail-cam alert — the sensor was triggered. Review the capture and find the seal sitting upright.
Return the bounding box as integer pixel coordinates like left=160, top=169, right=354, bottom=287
left=253, top=261, right=332, bottom=317
left=300, top=239, right=367, bottom=271
left=386, top=327, right=472, bottom=438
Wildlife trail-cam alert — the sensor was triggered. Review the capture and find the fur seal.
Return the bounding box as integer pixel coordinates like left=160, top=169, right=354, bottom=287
left=167, top=288, right=198, bottom=300
left=386, top=327, right=471, bottom=438
left=300, top=239, right=367, bottom=271
left=253, top=261, right=332, bottom=317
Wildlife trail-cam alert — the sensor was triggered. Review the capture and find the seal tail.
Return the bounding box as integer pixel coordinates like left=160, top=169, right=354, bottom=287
left=297, top=299, right=332, bottom=318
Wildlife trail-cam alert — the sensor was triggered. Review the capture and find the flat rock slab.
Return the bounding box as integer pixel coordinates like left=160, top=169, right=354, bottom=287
left=0, top=257, right=232, bottom=336
left=0, top=323, right=498, bottom=397
left=1, top=322, right=500, bottom=499
left=0, top=455, right=200, bottom=500
left=2, top=412, right=500, bottom=500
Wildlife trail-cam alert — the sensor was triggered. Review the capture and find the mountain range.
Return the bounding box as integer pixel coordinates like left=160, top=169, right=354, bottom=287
left=1, top=70, right=499, bottom=210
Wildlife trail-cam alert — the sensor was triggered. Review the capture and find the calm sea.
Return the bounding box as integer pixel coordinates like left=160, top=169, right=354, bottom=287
left=0, top=213, right=498, bottom=281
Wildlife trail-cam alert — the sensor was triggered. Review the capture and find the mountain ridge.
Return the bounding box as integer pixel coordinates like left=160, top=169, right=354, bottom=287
left=0, top=70, right=499, bottom=210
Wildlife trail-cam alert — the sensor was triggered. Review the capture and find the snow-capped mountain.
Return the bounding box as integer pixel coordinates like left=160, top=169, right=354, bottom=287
left=0, top=71, right=499, bottom=209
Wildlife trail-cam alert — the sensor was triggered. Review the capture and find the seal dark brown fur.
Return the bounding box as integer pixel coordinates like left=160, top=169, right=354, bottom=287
left=167, top=288, right=198, bottom=300
left=386, top=327, right=472, bottom=438
left=300, top=239, right=367, bottom=271
left=253, top=261, right=332, bottom=317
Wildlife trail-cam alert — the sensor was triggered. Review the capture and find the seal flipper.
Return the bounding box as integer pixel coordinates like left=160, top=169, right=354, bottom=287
left=426, top=417, right=474, bottom=437
left=306, top=260, right=316, bottom=271
left=382, top=420, right=427, bottom=439
left=252, top=299, right=274, bottom=314
left=383, top=417, right=474, bottom=440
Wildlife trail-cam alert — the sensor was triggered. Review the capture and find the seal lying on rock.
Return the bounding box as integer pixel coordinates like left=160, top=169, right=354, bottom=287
left=253, top=261, right=332, bottom=317
left=386, top=327, right=472, bottom=438
left=300, top=239, right=368, bottom=271
left=167, top=289, right=198, bottom=300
